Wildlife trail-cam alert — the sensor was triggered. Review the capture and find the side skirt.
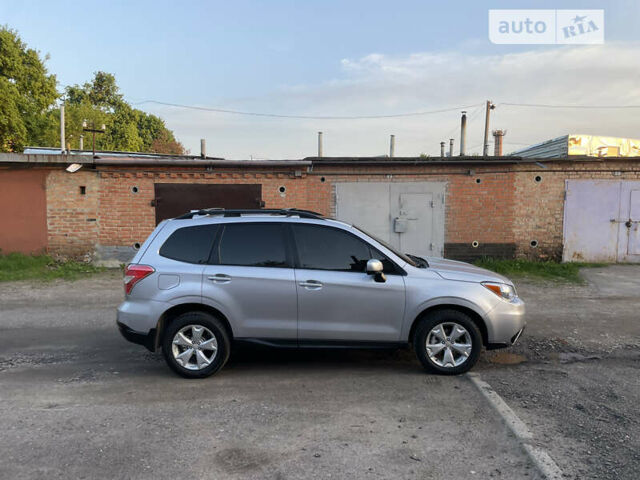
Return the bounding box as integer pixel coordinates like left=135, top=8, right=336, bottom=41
left=234, top=338, right=409, bottom=350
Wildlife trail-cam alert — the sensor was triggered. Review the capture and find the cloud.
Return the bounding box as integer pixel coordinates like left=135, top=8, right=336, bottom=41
left=146, top=43, right=640, bottom=159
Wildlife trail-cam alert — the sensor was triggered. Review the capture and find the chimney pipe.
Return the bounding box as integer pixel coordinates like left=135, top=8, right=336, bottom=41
left=200, top=139, right=206, bottom=158
left=440, top=142, right=445, bottom=157
left=459, top=111, right=467, bottom=156
left=493, top=129, right=506, bottom=156
left=318, top=131, right=323, bottom=158
left=60, top=104, right=65, bottom=154
left=79, top=135, right=84, bottom=151
left=449, top=138, right=454, bottom=157
left=390, top=135, right=395, bottom=158
left=483, top=100, right=495, bottom=156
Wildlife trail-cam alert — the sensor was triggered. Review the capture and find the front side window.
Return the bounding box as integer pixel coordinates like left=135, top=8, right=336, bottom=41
left=292, top=224, right=394, bottom=272
left=213, top=223, right=288, bottom=268
left=159, top=224, right=218, bottom=264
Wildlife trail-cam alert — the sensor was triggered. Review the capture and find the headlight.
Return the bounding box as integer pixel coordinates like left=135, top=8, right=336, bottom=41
left=482, top=282, right=517, bottom=301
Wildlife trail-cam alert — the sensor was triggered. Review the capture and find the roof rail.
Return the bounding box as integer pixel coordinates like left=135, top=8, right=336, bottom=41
left=176, top=208, right=325, bottom=220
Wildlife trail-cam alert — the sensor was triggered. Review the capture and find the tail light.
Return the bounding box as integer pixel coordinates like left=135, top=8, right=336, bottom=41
left=124, top=264, right=155, bottom=295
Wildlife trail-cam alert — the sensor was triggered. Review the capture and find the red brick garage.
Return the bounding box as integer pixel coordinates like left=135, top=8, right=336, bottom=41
left=1, top=152, right=640, bottom=263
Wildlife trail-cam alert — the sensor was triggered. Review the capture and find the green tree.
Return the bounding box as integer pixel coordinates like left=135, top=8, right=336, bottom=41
left=57, top=71, right=185, bottom=154
left=0, top=26, right=185, bottom=154
left=0, top=27, right=58, bottom=151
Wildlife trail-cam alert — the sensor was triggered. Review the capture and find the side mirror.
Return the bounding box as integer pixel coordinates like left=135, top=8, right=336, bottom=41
left=366, top=259, right=386, bottom=283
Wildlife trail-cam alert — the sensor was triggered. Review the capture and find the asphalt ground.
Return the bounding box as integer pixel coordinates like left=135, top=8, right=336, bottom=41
left=1, top=266, right=638, bottom=479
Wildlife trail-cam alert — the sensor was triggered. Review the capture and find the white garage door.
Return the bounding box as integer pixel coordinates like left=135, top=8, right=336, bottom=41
left=563, top=180, right=640, bottom=262
left=335, top=182, right=446, bottom=259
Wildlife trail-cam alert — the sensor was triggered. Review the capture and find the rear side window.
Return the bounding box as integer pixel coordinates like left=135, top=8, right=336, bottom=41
left=159, top=225, right=218, bottom=264
left=213, top=223, right=289, bottom=268
left=292, top=224, right=372, bottom=272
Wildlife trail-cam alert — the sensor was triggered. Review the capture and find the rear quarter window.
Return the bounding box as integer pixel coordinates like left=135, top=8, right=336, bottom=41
left=159, top=224, right=218, bottom=264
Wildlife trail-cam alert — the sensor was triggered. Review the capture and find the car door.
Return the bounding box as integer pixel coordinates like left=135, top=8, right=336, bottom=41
left=291, top=223, right=406, bottom=342
left=202, top=222, right=298, bottom=339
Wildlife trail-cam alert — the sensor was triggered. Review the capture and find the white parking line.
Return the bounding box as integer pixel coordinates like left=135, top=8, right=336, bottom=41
left=467, top=373, right=564, bottom=480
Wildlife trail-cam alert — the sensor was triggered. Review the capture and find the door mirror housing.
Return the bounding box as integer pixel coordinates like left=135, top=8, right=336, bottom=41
left=366, top=259, right=386, bottom=283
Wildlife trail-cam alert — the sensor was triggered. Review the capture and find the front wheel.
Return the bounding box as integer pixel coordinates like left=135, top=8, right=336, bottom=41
left=413, top=310, right=482, bottom=375
left=162, top=312, right=230, bottom=378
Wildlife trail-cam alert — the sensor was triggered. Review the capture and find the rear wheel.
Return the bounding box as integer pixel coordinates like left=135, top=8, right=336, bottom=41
left=413, top=310, right=482, bottom=375
left=162, top=312, right=230, bottom=378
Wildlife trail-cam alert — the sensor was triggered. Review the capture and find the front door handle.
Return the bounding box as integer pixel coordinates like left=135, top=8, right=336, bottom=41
left=299, top=280, right=323, bottom=290
left=207, top=274, right=231, bottom=284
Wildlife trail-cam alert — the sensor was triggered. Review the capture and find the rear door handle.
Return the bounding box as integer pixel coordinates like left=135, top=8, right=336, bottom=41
left=207, top=274, right=231, bottom=284
left=299, top=280, right=323, bottom=290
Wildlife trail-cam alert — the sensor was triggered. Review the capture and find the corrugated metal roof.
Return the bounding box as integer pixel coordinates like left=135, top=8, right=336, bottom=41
left=512, top=134, right=640, bottom=158
left=510, top=136, right=569, bottom=158
left=23, top=146, right=225, bottom=161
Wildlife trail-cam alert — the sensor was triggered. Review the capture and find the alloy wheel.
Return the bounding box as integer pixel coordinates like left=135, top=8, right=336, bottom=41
left=425, top=322, right=473, bottom=368
left=171, top=324, right=218, bottom=371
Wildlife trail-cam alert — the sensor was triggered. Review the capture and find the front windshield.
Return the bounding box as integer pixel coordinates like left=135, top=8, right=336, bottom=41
left=353, top=225, right=417, bottom=267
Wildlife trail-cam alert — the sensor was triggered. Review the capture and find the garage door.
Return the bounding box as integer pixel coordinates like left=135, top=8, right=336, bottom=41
left=335, top=182, right=445, bottom=258
left=563, top=180, right=640, bottom=262
left=0, top=170, right=47, bottom=253
left=154, top=184, right=262, bottom=224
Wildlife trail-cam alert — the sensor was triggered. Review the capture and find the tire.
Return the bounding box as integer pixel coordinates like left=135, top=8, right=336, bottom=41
left=162, top=311, right=231, bottom=379
left=413, top=309, right=482, bottom=375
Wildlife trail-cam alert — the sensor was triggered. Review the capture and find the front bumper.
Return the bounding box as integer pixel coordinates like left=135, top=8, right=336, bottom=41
left=117, top=321, right=156, bottom=352
left=485, top=296, right=526, bottom=349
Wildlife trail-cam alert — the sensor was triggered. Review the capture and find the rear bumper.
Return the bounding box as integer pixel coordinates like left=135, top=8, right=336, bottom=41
left=117, top=321, right=156, bottom=352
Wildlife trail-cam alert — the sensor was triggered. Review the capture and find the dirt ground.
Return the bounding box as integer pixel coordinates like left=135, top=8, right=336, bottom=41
left=480, top=265, right=640, bottom=480
left=0, top=266, right=638, bottom=479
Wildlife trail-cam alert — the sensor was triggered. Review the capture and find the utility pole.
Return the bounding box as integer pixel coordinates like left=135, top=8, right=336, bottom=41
left=483, top=100, right=496, bottom=156
left=60, top=104, right=65, bottom=154
left=460, top=111, right=467, bottom=156
left=82, top=120, right=106, bottom=157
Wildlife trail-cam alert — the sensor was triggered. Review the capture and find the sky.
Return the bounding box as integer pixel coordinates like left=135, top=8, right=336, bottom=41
left=2, top=0, right=640, bottom=159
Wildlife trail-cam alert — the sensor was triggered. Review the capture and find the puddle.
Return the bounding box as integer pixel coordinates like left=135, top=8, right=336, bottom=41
left=485, top=352, right=527, bottom=365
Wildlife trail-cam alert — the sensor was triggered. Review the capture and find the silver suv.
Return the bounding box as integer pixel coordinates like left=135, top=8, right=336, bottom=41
left=117, top=208, right=525, bottom=378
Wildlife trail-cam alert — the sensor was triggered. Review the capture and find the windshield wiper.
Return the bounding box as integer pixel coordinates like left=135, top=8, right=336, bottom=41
left=407, top=254, right=429, bottom=268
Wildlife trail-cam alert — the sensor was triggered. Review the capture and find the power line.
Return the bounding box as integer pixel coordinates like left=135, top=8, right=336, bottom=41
left=500, top=102, right=640, bottom=109
left=131, top=100, right=484, bottom=120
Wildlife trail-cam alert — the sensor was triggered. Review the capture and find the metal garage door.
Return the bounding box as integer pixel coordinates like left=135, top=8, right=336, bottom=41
left=154, top=184, right=262, bottom=224
left=563, top=180, right=640, bottom=262
left=335, top=182, right=446, bottom=258
left=0, top=170, right=48, bottom=253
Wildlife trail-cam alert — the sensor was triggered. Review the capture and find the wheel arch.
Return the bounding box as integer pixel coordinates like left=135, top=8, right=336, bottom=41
left=408, top=304, right=489, bottom=347
left=154, top=303, right=234, bottom=351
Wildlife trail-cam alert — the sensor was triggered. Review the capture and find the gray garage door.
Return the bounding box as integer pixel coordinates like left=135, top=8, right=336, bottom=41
left=335, top=182, right=446, bottom=258
left=563, top=180, right=640, bottom=262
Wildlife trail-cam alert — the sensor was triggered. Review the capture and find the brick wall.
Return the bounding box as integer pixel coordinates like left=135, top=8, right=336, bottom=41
left=46, top=169, right=99, bottom=256
left=33, top=159, right=640, bottom=262
left=512, top=161, right=640, bottom=260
